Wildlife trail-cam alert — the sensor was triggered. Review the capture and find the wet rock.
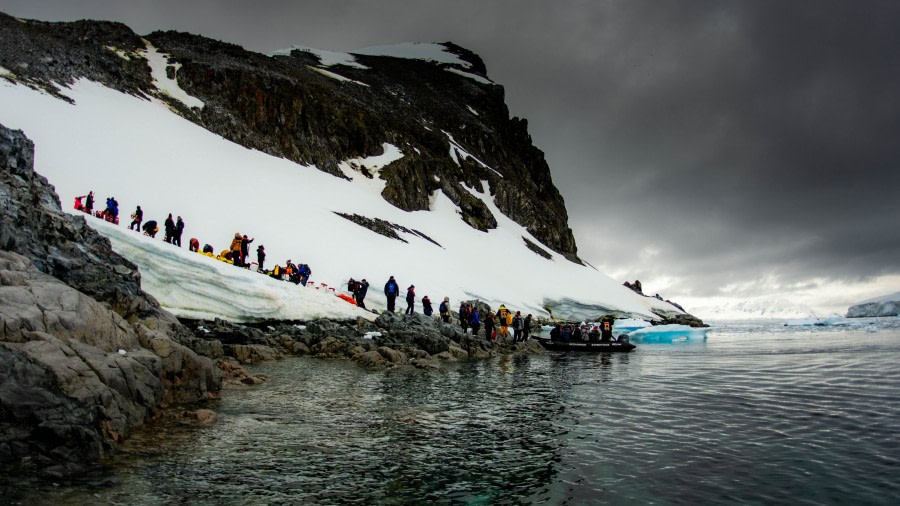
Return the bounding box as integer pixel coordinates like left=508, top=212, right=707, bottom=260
left=354, top=350, right=386, bottom=369
left=183, top=409, right=216, bottom=425
left=225, top=344, right=281, bottom=364
left=377, top=346, right=408, bottom=365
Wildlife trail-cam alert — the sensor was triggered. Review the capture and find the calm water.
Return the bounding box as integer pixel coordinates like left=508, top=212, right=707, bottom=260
left=14, top=318, right=900, bottom=504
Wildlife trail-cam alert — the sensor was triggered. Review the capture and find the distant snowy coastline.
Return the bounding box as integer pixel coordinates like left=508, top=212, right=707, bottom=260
left=846, top=291, right=900, bottom=318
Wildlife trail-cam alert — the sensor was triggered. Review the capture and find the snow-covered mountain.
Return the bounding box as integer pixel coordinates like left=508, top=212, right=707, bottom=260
left=0, top=13, right=685, bottom=321
left=846, top=291, right=900, bottom=318
left=690, top=297, right=819, bottom=321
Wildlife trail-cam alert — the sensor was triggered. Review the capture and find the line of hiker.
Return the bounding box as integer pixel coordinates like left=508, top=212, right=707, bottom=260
left=74, top=193, right=537, bottom=334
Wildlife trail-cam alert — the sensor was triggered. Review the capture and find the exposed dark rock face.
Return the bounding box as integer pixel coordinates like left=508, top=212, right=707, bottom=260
left=523, top=236, right=553, bottom=259
left=0, top=124, right=221, bottom=475
left=0, top=12, right=579, bottom=260
left=624, top=280, right=643, bottom=295
left=652, top=312, right=709, bottom=328
left=335, top=212, right=443, bottom=248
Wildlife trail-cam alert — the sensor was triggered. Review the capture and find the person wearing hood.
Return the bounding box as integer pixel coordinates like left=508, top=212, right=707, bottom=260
left=512, top=311, right=525, bottom=342
left=129, top=205, right=143, bottom=231
left=174, top=216, right=185, bottom=247
left=356, top=279, right=369, bottom=309
left=439, top=296, right=451, bottom=323
left=164, top=214, right=175, bottom=243
left=240, top=235, right=254, bottom=266
left=230, top=233, right=243, bottom=266
left=384, top=276, right=399, bottom=312
left=405, top=285, right=416, bottom=314
left=459, top=302, right=469, bottom=333
left=422, top=295, right=433, bottom=317
left=257, top=245, right=266, bottom=272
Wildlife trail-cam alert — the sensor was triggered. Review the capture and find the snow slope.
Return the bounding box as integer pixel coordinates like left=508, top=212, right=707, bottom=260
left=0, top=77, right=680, bottom=321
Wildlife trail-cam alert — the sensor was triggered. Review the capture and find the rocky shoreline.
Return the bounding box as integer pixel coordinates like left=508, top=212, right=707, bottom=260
left=181, top=313, right=544, bottom=377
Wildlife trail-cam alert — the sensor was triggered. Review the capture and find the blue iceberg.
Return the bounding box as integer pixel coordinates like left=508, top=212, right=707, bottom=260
left=627, top=324, right=710, bottom=343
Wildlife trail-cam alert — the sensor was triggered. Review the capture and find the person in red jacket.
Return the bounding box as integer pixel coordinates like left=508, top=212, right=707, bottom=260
left=405, top=285, right=416, bottom=314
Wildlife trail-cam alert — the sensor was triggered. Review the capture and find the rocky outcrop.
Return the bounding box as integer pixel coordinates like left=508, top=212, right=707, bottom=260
left=1, top=124, right=221, bottom=475
left=181, top=310, right=544, bottom=372
left=0, top=13, right=579, bottom=260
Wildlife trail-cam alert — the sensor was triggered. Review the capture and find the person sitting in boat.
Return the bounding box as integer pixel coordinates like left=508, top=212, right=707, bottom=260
left=550, top=324, right=561, bottom=341
left=573, top=325, right=583, bottom=342
left=589, top=325, right=601, bottom=342
left=560, top=324, right=573, bottom=341
left=600, top=320, right=614, bottom=342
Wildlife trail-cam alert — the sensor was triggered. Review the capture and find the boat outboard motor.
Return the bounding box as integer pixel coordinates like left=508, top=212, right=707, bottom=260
left=616, top=334, right=630, bottom=344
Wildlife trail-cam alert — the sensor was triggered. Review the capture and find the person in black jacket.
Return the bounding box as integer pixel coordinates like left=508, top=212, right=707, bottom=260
left=439, top=297, right=450, bottom=323
left=356, top=279, right=369, bottom=309
left=240, top=235, right=254, bottom=267
left=174, top=216, right=185, bottom=247
left=256, top=245, right=266, bottom=272
left=422, top=295, right=433, bottom=316
left=142, top=220, right=158, bottom=238
left=164, top=214, right=175, bottom=243
left=129, top=206, right=143, bottom=231
left=384, top=276, right=399, bottom=312
left=405, top=285, right=416, bottom=314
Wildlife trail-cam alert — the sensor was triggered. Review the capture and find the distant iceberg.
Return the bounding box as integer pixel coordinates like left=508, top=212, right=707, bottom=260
left=846, top=291, right=900, bottom=318
left=627, top=324, right=710, bottom=343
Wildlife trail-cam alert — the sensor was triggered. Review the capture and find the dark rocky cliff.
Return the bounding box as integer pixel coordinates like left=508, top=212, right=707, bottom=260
left=0, top=12, right=579, bottom=261
left=0, top=123, right=220, bottom=475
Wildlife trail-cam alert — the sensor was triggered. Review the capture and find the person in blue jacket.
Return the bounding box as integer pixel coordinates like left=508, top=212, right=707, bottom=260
left=384, top=276, right=399, bottom=312
left=469, top=307, right=481, bottom=337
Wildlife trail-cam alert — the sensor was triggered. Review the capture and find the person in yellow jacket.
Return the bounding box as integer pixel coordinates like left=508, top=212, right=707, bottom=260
left=229, top=233, right=243, bottom=267
left=497, top=305, right=511, bottom=339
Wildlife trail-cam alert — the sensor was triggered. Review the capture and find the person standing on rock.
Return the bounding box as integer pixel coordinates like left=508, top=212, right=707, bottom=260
left=459, top=302, right=469, bottom=333
left=164, top=213, right=175, bottom=243
left=497, top=305, right=510, bottom=340
left=174, top=216, right=185, bottom=247
left=384, top=276, right=399, bottom=312
left=439, top=296, right=451, bottom=323
left=512, top=311, right=524, bottom=342
left=484, top=311, right=496, bottom=340
left=257, top=245, right=266, bottom=272
left=356, top=279, right=369, bottom=309
left=405, top=285, right=416, bottom=314
left=469, top=307, right=481, bottom=337
left=422, top=295, right=433, bottom=317
left=523, top=314, right=533, bottom=342
left=129, top=205, right=143, bottom=231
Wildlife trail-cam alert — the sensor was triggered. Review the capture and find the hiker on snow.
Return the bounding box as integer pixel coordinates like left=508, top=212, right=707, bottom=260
left=129, top=206, right=142, bottom=231
left=174, top=216, right=185, bottom=247
left=229, top=233, right=243, bottom=266
left=384, top=276, right=399, bottom=312
left=189, top=237, right=200, bottom=252
left=142, top=220, right=158, bottom=238
left=356, top=279, right=369, bottom=309
left=240, top=235, right=254, bottom=266
left=164, top=214, right=175, bottom=243
left=405, top=285, right=416, bottom=314
left=257, top=245, right=266, bottom=271
left=422, top=295, right=433, bottom=317
left=297, top=262, right=311, bottom=285
left=84, top=191, right=94, bottom=214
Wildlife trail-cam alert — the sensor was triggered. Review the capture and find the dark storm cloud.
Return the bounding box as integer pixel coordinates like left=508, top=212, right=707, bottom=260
left=1, top=0, right=898, bottom=300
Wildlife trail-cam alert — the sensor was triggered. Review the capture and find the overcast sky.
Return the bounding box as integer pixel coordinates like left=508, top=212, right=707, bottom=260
left=2, top=0, right=898, bottom=314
